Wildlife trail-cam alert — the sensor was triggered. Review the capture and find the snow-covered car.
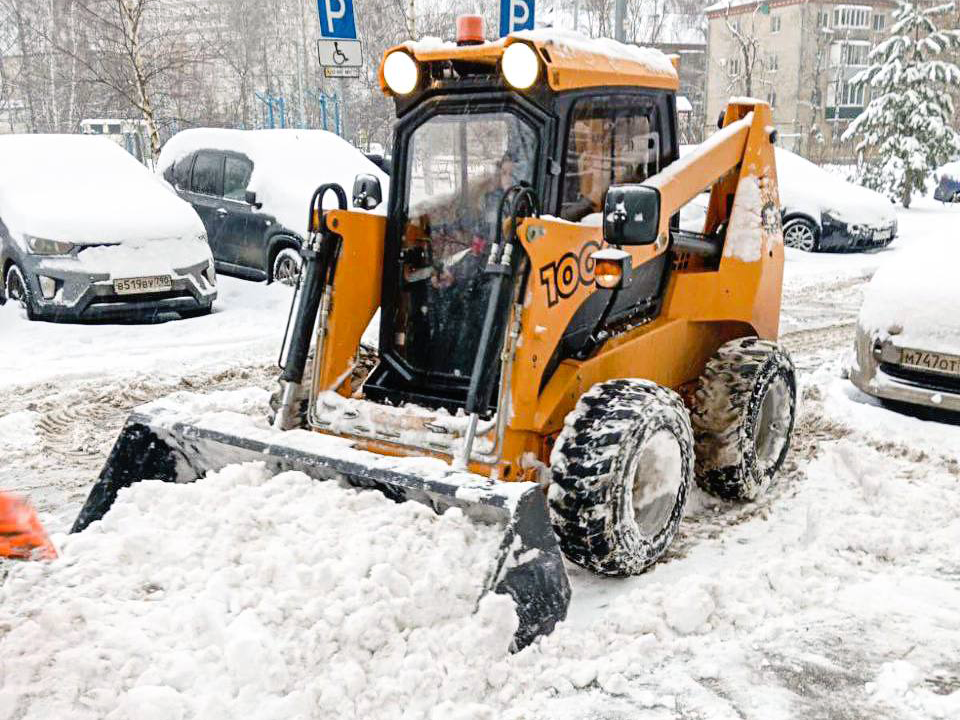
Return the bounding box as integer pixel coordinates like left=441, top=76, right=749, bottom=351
left=848, top=240, right=960, bottom=414
left=679, top=147, right=897, bottom=252
left=158, top=129, right=389, bottom=285
left=933, top=160, right=960, bottom=203
left=0, top=135, right=216, bottom=322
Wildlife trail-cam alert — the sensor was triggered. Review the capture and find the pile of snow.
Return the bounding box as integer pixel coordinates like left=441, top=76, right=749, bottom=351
left=0, top=135, right=203, bottom=244
left=857, top=237, right=960, bottom=353
left=0, top=464, right=515, bottom=719
left=0, top=410, right=40, bottom=452
left=156, top=130, right=390, bottom=238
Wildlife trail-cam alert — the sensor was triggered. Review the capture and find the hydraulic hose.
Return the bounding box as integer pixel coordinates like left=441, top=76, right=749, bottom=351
left=274, top=184, right=347, bottom=429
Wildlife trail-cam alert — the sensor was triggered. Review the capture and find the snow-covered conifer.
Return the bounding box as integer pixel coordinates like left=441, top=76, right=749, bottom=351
left=842, top=1, right=960, bottom=207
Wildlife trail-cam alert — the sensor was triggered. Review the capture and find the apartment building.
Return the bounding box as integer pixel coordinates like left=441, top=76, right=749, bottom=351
left=704, top=0, right=896, bottom=162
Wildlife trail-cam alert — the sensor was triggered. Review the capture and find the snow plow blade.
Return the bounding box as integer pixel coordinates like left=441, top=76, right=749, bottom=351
left=0, top=493, right=57, bottom=561
left=71, top=407, right=571, bottom=649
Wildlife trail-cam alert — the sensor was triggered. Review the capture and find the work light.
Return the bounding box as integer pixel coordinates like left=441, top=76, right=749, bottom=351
left=502, top=43, right=540, bottom=90
left=383, top=51, right=419, bottom=95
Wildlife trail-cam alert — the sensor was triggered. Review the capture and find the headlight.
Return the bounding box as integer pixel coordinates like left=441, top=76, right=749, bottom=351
left=502, top=43, right=540, bottom=90
left=383, top=51, right=419, bottom=95
left=25, top=235, right=75, bottom=256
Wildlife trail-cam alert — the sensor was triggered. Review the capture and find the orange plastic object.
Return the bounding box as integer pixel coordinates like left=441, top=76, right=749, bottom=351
left=456, top=15, right=484, bottom=45
left=0, top=493, right=57, bottom=561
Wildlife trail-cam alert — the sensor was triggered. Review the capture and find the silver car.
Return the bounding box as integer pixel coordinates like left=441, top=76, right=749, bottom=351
left=849, top=242, right=960, bottom=413
left=0, top=134, right=217, bottom=322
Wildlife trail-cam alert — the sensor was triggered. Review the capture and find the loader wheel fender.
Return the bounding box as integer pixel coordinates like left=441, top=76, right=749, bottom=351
left=548, top=379, right=694, bottom=576
left=691, top=337, right=797, bottom=501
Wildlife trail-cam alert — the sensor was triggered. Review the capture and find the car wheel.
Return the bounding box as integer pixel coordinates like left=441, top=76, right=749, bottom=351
left=4, top=264, right=36, bottom=319
left=271, top=247, right=302, bottom=287
left=783, top=218, right=819, bottom=252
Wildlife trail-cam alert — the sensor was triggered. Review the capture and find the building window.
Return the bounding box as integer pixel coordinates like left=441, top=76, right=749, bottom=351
left=833, top=6, right=871, bottom=29
left=873, top=13, right=885, bottom=31
left=767, top=54, right=779, bottom=71
left=767, top=89, right=777, bottom=108
left=840, top=43, right=870, bottom=66
left=818, top=10, right=830, bottom=27
left=771, top=15, right=781, bottom=33
left=728, top=57, right=741, bottom=76
left=840, top=81, right=865, bottom=106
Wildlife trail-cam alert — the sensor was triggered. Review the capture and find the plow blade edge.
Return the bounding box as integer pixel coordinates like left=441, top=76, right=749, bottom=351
left=72, top=408, right=570, bottom=649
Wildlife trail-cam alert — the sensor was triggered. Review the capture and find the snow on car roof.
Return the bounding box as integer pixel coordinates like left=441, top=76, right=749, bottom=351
left=0, top=134, right=202, bottom=244
left=859, top=238, right=960, bottom=355
left=157, top=129, right=390, bottom=238
left=939, top=160, right=960, bottom=181
left=678, top=143, right=895, bottom=226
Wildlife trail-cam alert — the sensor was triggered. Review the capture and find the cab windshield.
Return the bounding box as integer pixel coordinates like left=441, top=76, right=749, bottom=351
left=393, top=111, right=538, bottom=381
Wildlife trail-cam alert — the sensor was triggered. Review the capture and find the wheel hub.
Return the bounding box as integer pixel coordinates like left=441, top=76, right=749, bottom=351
left=754, top=376, right=792, bottom=475
left=784, top=222, right=816, bottom=251
left=630, top=430, right=684, bottom=538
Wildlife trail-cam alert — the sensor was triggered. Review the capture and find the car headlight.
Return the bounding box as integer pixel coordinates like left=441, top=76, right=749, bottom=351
left=25, top=235, right=76, bottom=256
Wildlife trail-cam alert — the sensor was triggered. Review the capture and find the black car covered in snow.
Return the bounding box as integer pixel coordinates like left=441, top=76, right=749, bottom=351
left=158, top=129, right=389, bottom=285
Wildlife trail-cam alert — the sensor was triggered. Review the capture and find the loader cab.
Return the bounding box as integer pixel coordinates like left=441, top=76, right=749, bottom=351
left=364, top=29, right=680, bottom=415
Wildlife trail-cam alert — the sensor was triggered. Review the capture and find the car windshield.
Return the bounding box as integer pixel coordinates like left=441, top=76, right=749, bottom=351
left=393, top=111, right=538, bottom=381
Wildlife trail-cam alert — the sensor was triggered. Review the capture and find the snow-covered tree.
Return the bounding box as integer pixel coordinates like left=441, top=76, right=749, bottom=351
left=842, top=1, right=960, bottom=207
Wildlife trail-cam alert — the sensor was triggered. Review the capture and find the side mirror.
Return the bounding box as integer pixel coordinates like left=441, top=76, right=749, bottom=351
left=245, top=190, right=262, bottom=209
left=352, top=174, right=383, bottom=211
left=603, top=184, right=661, bottom=246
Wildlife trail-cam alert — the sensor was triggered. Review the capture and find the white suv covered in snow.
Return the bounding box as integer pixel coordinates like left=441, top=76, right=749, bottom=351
left=0, top=134, right=217, bottom=322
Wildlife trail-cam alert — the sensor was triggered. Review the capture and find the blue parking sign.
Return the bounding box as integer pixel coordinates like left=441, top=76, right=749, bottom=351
left=500, top=0, right=535, bottom=37
left=317, top=0, right=357, bottom=40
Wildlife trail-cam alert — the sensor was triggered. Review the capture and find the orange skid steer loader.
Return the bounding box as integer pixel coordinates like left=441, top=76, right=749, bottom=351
left=71, top=21, right=796, bottom=649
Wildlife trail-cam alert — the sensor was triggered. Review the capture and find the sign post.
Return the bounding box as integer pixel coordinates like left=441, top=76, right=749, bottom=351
left=500, top=0, right=536, bottom=37
left=316, top=0, right=362, bottom=79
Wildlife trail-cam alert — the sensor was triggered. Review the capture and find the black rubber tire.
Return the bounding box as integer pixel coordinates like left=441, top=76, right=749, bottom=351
left=782, top=217, right=819, bottom=252
left=691, top=337, right=797, bottom=501
left=548, top=379, right=695, bottom=576
left=271, top=246, right=302, bottom=286
left=4, top=264, right=36, bottom=320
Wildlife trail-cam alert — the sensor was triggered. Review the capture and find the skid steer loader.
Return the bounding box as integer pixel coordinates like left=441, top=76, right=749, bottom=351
left=71, top=21, right=796, bottom=649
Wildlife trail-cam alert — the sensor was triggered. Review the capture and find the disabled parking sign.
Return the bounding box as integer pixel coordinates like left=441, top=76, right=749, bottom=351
left=500, top=0, right=535, bottom=37
left=317, top=0, right=357, bottom=39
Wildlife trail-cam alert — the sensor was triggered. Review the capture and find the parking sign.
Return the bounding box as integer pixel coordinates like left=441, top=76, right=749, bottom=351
left=317, top=0, right=357, bottom=40
left=500, top=0, right=535, bottom=37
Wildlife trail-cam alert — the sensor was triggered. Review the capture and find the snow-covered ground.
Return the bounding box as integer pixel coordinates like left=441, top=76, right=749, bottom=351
left=2, top=197, right=960, bottom=719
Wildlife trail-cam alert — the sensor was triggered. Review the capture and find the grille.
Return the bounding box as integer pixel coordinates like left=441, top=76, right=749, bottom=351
left=880, top=363, right=960, bottom=394
left=87, top=290, right=193, bottom=306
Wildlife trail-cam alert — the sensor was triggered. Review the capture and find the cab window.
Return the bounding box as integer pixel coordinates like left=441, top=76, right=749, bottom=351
left=224, top=155, right=253, bottom=201
left=191, top=151, right=223, bottom=196
left=561, top=95, right=661, bottom=222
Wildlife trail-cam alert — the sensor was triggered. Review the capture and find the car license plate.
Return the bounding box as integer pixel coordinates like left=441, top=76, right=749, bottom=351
left=874, top=229, right=891, bottom=241
left=113, top=275, right=173, bottom=296
left=899, top=348, right=960, bottom=377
